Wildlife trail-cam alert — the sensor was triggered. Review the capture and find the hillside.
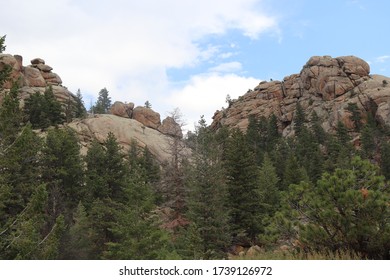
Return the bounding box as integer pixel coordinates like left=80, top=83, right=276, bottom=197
left=211, top=55, right=390, bottom=138
left=0, top=53, right=185, bottom=162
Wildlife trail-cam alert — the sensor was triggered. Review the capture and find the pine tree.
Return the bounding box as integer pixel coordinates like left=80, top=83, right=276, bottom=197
left=0, top=83, right=22, bottom=146
left=41, top=128, right=84, bottom=225
left=24, top=86, right=64, bottom=129
left=346, top=102, right=362, bottom=131
left=0, top=35, right=6, bottom=53
left=285, top=157, right=390, bottom=259
left=225, top=128, right=262, bottom=242
left=74, top=89, right=87, bottom=118
left=93, top=88, right=111, bottom=114
left=64, top=202, right=93, bottom=259
left=183, top=116, right=231, bottom=259
left=294, top=102, right=306, bottom=136
left=105, top=163, right=171, bottom=260
left=258, top=154, right=280, bottom=217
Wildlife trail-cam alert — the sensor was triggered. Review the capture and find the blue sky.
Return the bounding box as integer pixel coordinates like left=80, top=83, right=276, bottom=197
left=2, top=0, right=390, bottom=131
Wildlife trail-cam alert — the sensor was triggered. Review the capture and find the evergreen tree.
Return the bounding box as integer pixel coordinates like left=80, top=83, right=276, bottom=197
left=225, top=128, right=262, bottom=242
left=0, top=83, right=22, bottom=146
left=0, top=35, right=6, bottom=53
left=258, top=154, right=280, bottom=217
left=93, top=88, right=111, bottom=114
left=380, top=142, right=390, bottom=180
left=105, top=163, right=171, bottom=260
left=282, top=154, right=309, bottom=190
left=41, top=128, right=84, bottom=225
left=74, top=89, right=87, bottom=118
left=294, top=102, right=306, bottom=136
left=183, top=116, right=231, bottom=259
left=64, top=202, right=93, bottom=259
left=346, top=102, right=362, bottom=131
left=24, top=86, right=64, bottom=129
left=144, top=100, right=152, bottom=109
left=285, top=157, right=390, bottom=259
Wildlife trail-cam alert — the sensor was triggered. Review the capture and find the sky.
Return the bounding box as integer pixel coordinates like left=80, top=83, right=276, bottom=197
left=2, top=0, right=390, bottom=131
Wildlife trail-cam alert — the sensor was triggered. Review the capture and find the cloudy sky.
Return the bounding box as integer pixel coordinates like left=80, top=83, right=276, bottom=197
left=2, top=0, right=390, bottom=131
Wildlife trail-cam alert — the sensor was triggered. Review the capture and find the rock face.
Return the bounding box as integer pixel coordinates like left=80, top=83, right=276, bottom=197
left=158, top=116, right=183, bottom=138
left=0, top=54, right=78, bottom=110
left=132, top=106, right=161, bottom=129
left=109, top=101, right=134, bottom=118
left=66, top=114, right=184, bottom=163
left=211, top=55, right=390, bottom=136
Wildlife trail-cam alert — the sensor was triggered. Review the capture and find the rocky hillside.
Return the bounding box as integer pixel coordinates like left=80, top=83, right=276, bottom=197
left=0, top=53, right=184, bottom=162
left=211, top=55, right=390, bottom=137
left=0, top=54, right=78, bottom=107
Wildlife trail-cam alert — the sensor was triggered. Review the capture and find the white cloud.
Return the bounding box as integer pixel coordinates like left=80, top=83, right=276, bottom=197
left=167, top=73, right=260, bottom=131
left=376, top=55, right=390, bottom=63
left=1, top=0, right=278, bottom=127
left=209, top=62, right=242, bottom=73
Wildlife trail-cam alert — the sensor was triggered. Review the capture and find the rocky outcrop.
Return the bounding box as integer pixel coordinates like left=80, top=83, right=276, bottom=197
left=0, top=54, right=79, bottom=110
left=109, top=101, right=134, bottom=118
left=66, top=114, right=186, bottom=163
left=158, top=116, right=183, bottom=138
left=211, top=55, right=390, bottom=137
left=132, top=106, right=161, bottom=129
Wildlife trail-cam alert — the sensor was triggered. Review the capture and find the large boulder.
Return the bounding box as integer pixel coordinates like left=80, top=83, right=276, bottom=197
left=0, top=54, right=23, bottom=88
left=158, top=116, right=183, bottom=138
left=132, top=106, right=161, bottom=129
left=23, top=67, right=46, bottom=87
left=110, top=101, right=134, bottom=118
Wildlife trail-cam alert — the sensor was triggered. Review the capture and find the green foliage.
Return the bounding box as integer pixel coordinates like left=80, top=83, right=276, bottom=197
left=346, top=102, right=362, bottom=131
left=24, top=86, right=64, bottom=129
left=0, top=35, right=6, bottom=53
left=183, top=116, right=231, bottom=259
left=41, top=128, right=84, bottom=224
left=282, top=157, right=390, bottom=259
left=0, top=83, right=23, bottom=147
left=293, top=102, right=306, bottom=136
left=144, top=100, right=152, bottom=109
left=93, top=88, right=111, bottom=114
left=74, top=89, right=87, bottom=118
left=225, top=129, right=262, bottom=242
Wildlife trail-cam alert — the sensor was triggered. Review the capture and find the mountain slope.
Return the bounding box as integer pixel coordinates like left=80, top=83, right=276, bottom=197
left=211, top=55, right=390, bottom=137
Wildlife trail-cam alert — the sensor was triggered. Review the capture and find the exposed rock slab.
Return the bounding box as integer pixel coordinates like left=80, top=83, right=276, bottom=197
left=67, top=114, right=179, bottom=163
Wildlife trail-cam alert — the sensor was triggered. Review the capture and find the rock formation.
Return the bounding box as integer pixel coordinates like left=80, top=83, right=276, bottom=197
left=66, top=114, right=183, bottom=163
left=210, top=55, right=390, bottom=137
left=0, top=54, right=78, bottom=109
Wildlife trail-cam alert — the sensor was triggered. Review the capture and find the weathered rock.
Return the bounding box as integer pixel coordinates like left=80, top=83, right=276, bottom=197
left=132, top=106, right=161, bottom=129
left=31, top=58, right=45, bottom=65
left=0, top=54, right=23, bottom=88
left=211, top=55, right=390, bottom=137
left=35, top=63, right=53, bottom=72
left=66, top=114, right=187, bottom=163
left=1, top=53, right=81, bottom=114
left=23, top=67, right=46, bottom=87
left=110, top=101, right=133, bottom=118
left=41, top=71, right=62, bottom=85
left=246, top=245, right=263, bottom=258
left=158, top=116, right=183, bottom=138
